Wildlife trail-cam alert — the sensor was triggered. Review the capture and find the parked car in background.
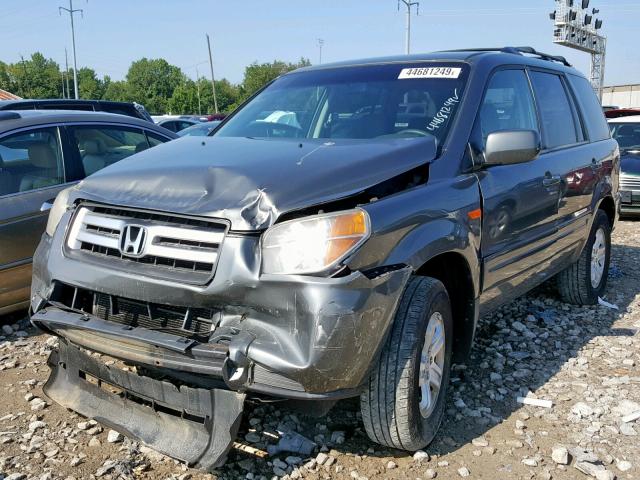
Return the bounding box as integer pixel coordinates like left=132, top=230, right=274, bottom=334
left=177, top=120, right=221, bottom=137
left=605, top=108, right=640, bottom=119
left=0, top=99, right=153, bottom=123
left=30, top=46, right=618, bottom=469
left=610, top=115, right=640, bottom=216
left=0, top=110, right=177, bottom=315
left=155, top=116, right=200, bottom=132
left=602, top=105, right=619, bottom=113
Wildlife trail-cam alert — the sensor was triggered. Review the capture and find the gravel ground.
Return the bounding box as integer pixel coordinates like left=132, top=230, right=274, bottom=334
left=1, top=220, right=639, bottom=480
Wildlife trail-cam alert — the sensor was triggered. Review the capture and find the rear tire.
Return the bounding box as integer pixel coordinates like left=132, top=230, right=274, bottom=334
left=360, top=276, right=453, bottom=451
left=556, top=209, right=611, bottom=305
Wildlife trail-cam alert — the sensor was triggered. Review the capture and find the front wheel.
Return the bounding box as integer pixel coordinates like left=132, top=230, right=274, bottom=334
left=556, top=209, right=611, bottom=305
left=360, top=277, right=453, bottom=451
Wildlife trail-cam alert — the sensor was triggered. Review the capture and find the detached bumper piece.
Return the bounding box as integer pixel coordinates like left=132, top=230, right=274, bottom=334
left=44, top=340, right=245, bottom=470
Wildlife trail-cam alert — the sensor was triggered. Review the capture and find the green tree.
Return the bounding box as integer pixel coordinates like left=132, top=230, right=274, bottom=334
left=76, top=67, right=107, bottom=99
left=125, top=58, right=184, bottom=114
left=4, top=53, right=62, bottom=99
left=167, top=79, right=199, bottom=114
left=102, top=80, right=132, bottom=102
left=240, top=58, right=311, bottom=102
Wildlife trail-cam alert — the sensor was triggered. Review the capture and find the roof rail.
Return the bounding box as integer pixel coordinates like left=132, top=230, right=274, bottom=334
left=511, top=46, right=572, bottom=67
left=0, top=111, right=21, bottom=121
left=439, top=46, right=572, bottom=67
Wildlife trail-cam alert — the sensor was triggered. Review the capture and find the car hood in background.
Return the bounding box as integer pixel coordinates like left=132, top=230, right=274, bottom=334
left=621, top=151, right=640, bottom=176
left=74, top=136, right=437, bottom=231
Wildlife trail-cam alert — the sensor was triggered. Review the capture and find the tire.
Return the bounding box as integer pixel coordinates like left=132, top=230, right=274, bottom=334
left=360, top=276, right=453, bottom=451
left=556, top=209, right=611, bottom=305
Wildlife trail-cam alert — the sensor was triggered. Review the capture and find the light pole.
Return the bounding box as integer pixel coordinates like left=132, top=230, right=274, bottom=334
left=206, top=34, right=219, bottom=114
left=317, top=38, right=324, bottom=64
left=59, top=0, right=84, bottom=99
left=398, top=0, right=419, bottom=55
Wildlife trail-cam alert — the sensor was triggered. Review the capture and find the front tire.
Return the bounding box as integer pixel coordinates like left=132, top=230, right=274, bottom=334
left=556, top=209, right=611, bottom=305
left=360, top=277, right=453, bottom=451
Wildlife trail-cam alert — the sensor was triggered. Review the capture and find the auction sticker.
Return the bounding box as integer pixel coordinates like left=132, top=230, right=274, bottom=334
left=398, top=67, right=462, bottom=79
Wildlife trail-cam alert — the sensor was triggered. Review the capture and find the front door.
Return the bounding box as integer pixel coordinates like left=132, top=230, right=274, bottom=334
left=0, top=127, right=67, bottom=312
left=474, top=69, right=562, bottom=313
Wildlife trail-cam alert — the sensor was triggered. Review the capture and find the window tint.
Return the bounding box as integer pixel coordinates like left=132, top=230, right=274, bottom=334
left=567, top=75, right=611, bottom=142
left=478, top=69, right=538, bottom=147
left=529, top=72, right=578, bottom=149
left=69, top=126, right=149, bottom=176
left=0, top=128, right=64, bottom=196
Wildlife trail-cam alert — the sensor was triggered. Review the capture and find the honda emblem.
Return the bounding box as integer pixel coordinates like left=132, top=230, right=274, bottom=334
left=119, top=225, right=147, bottom=257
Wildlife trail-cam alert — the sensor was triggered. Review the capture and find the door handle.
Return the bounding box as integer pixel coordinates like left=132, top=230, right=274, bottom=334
left=40, top=199, right=55, bottom=212
left=542, top=174, right=561, bottom=187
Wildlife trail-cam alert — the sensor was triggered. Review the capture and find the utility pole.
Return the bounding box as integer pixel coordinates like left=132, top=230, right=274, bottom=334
left=317, top=38, right=324, bottom=64
left=398, top=0, right=419, bottom=55
left=64, top=48, right=71, bottom=98
left=206, top=34, right=219, bottom=114
left=59, top=0, right=84, bottom=99
left=195, top=66, right=202, bottom=115
left=61, top=71, right=66, bottom=98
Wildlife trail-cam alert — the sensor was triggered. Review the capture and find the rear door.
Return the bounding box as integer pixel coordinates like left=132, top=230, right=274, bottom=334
left=65, top=124, right=172, bottom=176
left=476, top=69, right=562, bottom=313
left=528, top=71, right=594, bottom=261
left=0, top=127, right=68, bottom=311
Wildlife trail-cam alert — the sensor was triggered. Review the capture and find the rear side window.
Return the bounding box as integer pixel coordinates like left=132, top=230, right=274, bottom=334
left=529, top=72, right=579, bottom=149
left=478, top=69, right=538, bottom=147
left=68, top=126, right=149, bottom=176
left=567, top=75, right=611, bottom=142
left=0, top=128, right=65, bottom=196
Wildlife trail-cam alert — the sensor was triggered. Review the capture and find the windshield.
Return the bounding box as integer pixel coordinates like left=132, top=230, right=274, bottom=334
left=215, top=63, right=468, bottom=142
left=610, top=122, right=640, bottom=150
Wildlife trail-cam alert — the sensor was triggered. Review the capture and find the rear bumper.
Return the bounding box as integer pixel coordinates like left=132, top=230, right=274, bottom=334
left=45, top=339, right=245, bottom=470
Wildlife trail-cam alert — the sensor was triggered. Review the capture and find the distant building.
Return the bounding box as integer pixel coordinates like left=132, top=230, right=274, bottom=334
left=0, top=89, right=21, bottom=101
left=602, top=84, right=640, bottom=109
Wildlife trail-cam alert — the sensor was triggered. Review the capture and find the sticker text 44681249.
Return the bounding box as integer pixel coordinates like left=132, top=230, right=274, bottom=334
left=398, top=66, right=462, bottom=80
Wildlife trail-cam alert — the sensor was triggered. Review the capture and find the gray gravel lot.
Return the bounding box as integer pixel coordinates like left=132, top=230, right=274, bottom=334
left=1, top=220, right=638, bottom=480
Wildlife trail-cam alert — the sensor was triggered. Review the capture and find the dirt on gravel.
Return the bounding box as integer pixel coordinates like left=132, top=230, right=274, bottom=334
left=1, top=220, right=638, bottom=480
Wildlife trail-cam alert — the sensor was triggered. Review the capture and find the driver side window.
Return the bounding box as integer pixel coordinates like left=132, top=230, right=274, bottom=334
left=478, top=69, right=539, bottom=148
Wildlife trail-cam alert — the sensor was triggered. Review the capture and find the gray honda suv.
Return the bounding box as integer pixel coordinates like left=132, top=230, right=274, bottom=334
left=30, top=47, right=618, bottom=469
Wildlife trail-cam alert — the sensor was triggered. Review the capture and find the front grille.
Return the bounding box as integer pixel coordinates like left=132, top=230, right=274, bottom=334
left=65, top=203, right=228, bottom=285
left=50, top=282, right=218, bottom=341
left=620, top=173, right=640, bottom=190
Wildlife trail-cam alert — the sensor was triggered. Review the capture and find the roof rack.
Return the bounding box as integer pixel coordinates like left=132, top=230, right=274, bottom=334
left=440, top=46, right=572, bottom=67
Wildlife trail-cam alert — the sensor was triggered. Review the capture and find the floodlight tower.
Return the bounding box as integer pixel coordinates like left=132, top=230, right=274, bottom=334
left=550, top=0, right=606, bottom=99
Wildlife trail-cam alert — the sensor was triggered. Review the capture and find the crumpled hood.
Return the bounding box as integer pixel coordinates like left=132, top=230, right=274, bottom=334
left=74, top=136, right=437, bottom=231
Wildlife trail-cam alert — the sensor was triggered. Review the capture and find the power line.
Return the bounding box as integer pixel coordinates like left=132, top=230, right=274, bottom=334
left=59, top=0, right=84, bottom=99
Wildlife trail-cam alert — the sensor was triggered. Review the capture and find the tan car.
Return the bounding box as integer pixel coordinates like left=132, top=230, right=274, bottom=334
left=0, top=110, right=176, bottom=315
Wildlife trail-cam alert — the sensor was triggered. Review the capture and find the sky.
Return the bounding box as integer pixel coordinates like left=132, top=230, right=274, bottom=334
left=2, top=0, right=640, bottom=87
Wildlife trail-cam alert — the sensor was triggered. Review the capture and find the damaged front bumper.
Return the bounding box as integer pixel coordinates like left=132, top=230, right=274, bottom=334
left=31, top=221, right=412, bottom=397
left=45, top=339, right=245, bottom=470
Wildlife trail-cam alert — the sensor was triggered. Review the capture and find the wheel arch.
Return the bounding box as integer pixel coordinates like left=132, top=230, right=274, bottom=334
left=415, top=251, right=478, bottom=363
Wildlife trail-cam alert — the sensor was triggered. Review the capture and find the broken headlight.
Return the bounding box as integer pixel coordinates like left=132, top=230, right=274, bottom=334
left=45, top=187, right=73, bottom=237
left=261, top=209, right=370, bottom=275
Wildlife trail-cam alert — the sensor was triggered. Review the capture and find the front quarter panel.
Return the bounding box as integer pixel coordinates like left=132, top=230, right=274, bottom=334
left=349, top=175, right=481, bottom=298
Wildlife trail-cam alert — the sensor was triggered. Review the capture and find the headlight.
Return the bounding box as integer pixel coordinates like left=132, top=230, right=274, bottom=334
left=261, top=209, right=370, bottom=275
left=45, top=187, right=73, bottom=236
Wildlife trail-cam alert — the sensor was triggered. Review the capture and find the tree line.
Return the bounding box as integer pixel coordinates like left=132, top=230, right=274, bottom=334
left=0, top=52, right=311, bottom=115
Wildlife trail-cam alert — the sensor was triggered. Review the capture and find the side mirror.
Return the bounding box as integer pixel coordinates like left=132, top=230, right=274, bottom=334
left=484, top=130, right=541, bottom=166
